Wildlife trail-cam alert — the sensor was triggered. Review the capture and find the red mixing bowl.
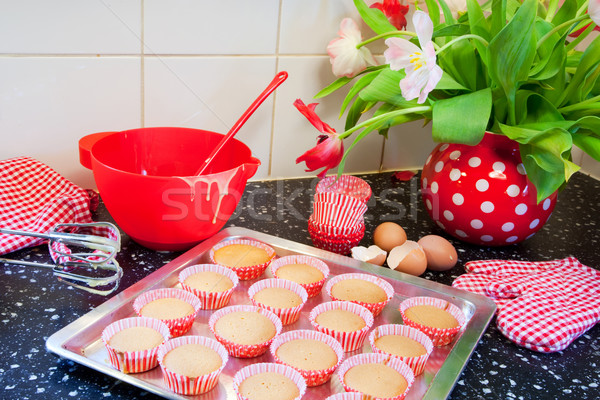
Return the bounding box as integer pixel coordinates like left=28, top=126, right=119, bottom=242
left=79, top=127, right=260, bottom=251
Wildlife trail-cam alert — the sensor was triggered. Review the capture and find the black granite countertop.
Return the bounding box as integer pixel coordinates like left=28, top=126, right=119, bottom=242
left=1, top=171, right=599, bottom=400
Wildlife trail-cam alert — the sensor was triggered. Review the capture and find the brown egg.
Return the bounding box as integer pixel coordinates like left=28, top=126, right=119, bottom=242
left=417, top=235, right=458, bottom=271
left=373, top=222, right=407, bottom=252
left=387, top=241, right=427, bottom=276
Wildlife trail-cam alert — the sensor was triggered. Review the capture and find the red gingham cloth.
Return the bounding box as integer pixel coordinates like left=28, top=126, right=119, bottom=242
left=452, top=257, right=600, bottom=353
left=0, top=156, right=97, bottom=255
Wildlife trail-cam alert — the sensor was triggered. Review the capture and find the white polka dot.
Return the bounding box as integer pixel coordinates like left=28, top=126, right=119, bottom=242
left=476, top=179, right=489, bottom=192
left=431, top=182, right=439, bottom=194
left=468, top=157, right=481, bottom=167
left=529, top=219, right=539, bottom=229
left=471, top=219, right=483, bottom=229
left=515, top=203, right=528, bottom=215
left=439, top=144, right=449, bottom=151
left=422, top=177, right=428, bottom=189
left=502, top=222, right=515, bottom=232
left=452, top=193, right=464, bottom=205
left=449, top=150, right=461, bottom=160
left=425, top=154, right=432, bottom=165
left=543, top=198, right=551, bottom=210
left=493, top=162, right=506, bottom=173
left=435, top=161, right=444, bottom=173
left=481, top=201, right=495, bottom=213
left=455, top=230, right=467, bottom=238
left=449, top=169, right=461, bottom=181
left=436, top=221, right=446, bottom=230
left=517, top=163, right=526, bottom=175
left=506, top=236, right=518, bottom=243
left=426, top=199, right=432, bottom=210
left=481, top=235, right=494, bottom=242
left=506, top=184, right=520, bottom=197
left=443, top=210, right=454, bottom=221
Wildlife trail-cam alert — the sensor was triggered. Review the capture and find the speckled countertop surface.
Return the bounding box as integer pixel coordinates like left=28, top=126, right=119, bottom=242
left=1, top=171, right=599, bottom=400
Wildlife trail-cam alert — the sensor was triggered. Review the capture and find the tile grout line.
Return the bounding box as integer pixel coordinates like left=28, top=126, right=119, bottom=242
left=267, top=0, right=284, bottom=178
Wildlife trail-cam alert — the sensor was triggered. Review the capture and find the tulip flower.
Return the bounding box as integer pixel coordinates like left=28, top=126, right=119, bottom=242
left=384, top=10, right=443, bottom=103
left=294, top=99, right=344, bottom=178
left=590, top=0, right=600, bottom=26
left=370, top=0, right=410, bottom=30
left=327, top=18, right=377, bottom=78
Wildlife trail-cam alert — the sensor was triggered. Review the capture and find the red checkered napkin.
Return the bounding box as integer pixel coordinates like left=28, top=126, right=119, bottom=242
left=452, top=257, right=600, bottom=353
left=0, top=157, right=96, bottom=255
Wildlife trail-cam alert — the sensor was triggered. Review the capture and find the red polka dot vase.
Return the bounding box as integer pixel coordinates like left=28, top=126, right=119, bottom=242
left=421, top=132, right=557, bottom=246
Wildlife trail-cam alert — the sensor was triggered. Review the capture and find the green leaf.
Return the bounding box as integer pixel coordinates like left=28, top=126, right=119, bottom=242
left=436, top=0, right=457, bottom=26
left=488, top=0, right=537, bottom=125
left=529, top=19, right=566, bottom=80
left=513, top=90, right=564, bottom=125
left=438, top=36, right=480, bottom=91
left=571, top=130, right=600, bottom=161
left=423, top=0, right=440, bottom=26
left=339, top=71, right=380, bottom=117
left=551, top=0, right=576, bottom=27
left=314, top=65, right=386, bottom=99
left=559, top=35, right=600, bottom=105
left=345, top=98, right=376, bottom=131
left=353, top=0, right=396, bottom=35
left=467, top=0, right=491, bottom=66
left=359, top=69, right=419, bottom=108
left=436, top=72, right=469, bottom=91
left=432, top=88, right=492, bottom=144
left=433, top=23, right=470, bottom=39
left=490, top=0, right=507, bottom=36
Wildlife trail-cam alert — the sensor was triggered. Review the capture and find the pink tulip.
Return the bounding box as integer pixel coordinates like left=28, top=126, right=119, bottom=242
left=384, top=10, right=442, bottom=104
left=370, top=0, right=410, bottom=30
left=327, top=18, right=377, bottom=78
left=590, top=0, right=600, bottom=26
left=294, top=99, right=344, bottom=178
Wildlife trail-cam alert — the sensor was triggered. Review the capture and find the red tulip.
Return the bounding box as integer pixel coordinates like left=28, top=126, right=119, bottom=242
left=294, top=99, right=344, bottom=178
left=370, top=0, right=410, bottom=31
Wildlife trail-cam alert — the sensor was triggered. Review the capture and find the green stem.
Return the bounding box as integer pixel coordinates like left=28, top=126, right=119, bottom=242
left=537, top=14, right=589, bottom=50
left=558, top=94, right=600, bottom=113
left=436, top=34, right=489, bottom=55
left=566, top=23, right=595, bottom=53
left=545, top=0, right=559, bottom=22
left=338, top=106, right=431, bottom=139
left=356, top=31, right=417, bottom=49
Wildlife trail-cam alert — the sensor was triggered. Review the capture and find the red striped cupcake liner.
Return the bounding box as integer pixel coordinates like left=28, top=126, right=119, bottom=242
left=313, top=193, right=368, bottom=228
left=308, top=215, right=365, bottom=236
left=369, top=324, right=433, bottom=376
left=209, top=239, right=276, bottom=280
left=270, top=255, right=330, bottom=298
left=308, top=224, right=364, bottom=255
left=325, top=273, right=395, bottom=317
left=316, top=175, right=372, bottom=204
left=248, top=278, right=308, bottom=325
left=208, top=304, right=282, bottom=358
left=270, top=329, right=344, bottom=387
left=178, top=263, right=239, bottom=309
left=157, top=335, right=228, bottom=395
left=399, top=296, right=466, bottom=346
left=337, top=353, right=415, bottom=400
left=325, top=393, right=373, bottom=400
left=133, top=288, right=201, bottom=337
left=101, top=317, right=170, bottom=374
left=232, top=362, right=307, bottom=400
left=309, top=301, right=374, bottom=352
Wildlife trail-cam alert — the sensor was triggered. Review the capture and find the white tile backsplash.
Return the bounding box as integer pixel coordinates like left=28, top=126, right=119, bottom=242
left=0, top=0, right=141, bottom=54
left=0, top=57, right=141, bottom=189
left=144, top=0, right=279, bottom=55
left=0, top=0, right=597, bottom=188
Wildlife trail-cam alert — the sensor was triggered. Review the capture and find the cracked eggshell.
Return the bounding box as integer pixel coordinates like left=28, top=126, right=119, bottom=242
left=417, top=235, right=458, bottom=271
left=387, top=241, right=427, bottom=276
left=351, top=245, right=387, bottom=266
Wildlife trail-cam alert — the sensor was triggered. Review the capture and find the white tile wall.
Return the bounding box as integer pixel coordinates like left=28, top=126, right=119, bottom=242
left=0, top=0, right=597, bottom=189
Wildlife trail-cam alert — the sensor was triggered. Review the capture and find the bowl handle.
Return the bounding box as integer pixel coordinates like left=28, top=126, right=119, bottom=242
left=78, top=132, right=116, bottom=169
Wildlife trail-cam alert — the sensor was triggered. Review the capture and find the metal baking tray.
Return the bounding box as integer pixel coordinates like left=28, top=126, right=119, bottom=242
left=47, top=227, right=496, bottom=399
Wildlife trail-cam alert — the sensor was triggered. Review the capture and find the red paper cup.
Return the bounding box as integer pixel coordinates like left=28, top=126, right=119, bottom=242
left=178, top=263, right=239, bottom=309
left=209, top=304, right=282, bottom=358
left=232, top=362, right=307, bottom=400
left=209, top=239, right=276, bottom=280
left=326, top=393, right=373, bottom=400
left=308, top=216, right=365, bottom=236
left=369, top=324, right=433, bottom=376
left=101, top=317, right=170, bottom=374
left=399, top=296, right=466, bottom=346
left=157, top=335, right=228, bottom=395
left=325, top=273, right=394, bottom=317
left=270, top=255, right=330, bottom=298
left=270, top=329, right=344, bottom=387
left=308, top=224, right=364, bottom=255
left=313, top=193, right=368, bottom=228
left=309, top=301, right=373, bottom=352
left=337, top=353, right=415, bottom=400
left=133, top=288, right=201, bottom=337
left=248, top=278, right=308, bottom=325
left=316, top=175, right=371, bottom=204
